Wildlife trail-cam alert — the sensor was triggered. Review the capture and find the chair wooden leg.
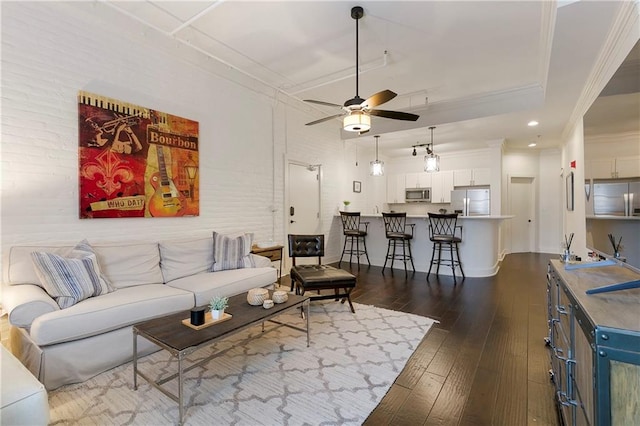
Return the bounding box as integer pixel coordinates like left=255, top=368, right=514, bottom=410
left=427, top=242, right=436, bottom=280
left=402, top=240, right=408, bottom=277
left=390, top=240, right=397, bottom=274
left=382, top=240, right=392, bottom=273
left=339, top=236, right=348, bottom=267
left=343, top=289, right=356, bottom=313
left=450, top=243, right=457, bottom=284
left=355, top=236, right=360, bottom=270
left=455, top=243, right=465, bottom=280
left=407, top=240, right=415, bottom=272
left=362, top=236, right=371, bottom=266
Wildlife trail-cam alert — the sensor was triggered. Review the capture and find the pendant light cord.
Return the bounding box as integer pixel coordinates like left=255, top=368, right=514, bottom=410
left=375, top=135, right=379, bottom=161
left=355, top=11, right=359, bottom=97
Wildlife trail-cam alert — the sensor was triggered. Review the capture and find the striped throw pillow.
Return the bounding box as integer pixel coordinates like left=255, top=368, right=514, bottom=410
left=210, top=232, right=256, bottom=272
left=31, top=240, right=114, bottom=309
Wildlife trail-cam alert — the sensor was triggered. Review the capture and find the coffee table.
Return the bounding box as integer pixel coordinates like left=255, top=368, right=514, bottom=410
left=132, top=291, right=310, bottom=425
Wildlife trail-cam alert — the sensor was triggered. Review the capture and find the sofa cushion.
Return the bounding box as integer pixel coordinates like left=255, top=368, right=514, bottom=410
left=29, top=284, right=194, bottom=346
left=210, top=232, right=255, bottom=272
left=167, top=267, right=277, bottom=306
left=8, top=242, right=163, bottom=289
left=159, top=237, right=214, bottom=283
left=8, top=245, right=72, bottom=285
left=31, top=240, right=114, bottom=309
left=93, top=243, right=163, bottom=288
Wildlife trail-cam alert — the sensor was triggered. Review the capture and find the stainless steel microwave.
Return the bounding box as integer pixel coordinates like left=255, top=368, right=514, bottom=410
left=405, top=188, right=431, bottom=202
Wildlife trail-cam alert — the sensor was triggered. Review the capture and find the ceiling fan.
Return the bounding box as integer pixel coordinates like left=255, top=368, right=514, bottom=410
left=304, top=6, right=420, bottom=133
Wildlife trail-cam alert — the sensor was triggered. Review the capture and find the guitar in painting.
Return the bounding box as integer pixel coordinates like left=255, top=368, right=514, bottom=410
left=148, top=146, right=186, bottom=217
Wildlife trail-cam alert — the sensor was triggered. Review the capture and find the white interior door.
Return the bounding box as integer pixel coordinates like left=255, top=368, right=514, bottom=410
left=286, top=162, right=321, bottom=267
left=510, top=176, right=535, bottom=253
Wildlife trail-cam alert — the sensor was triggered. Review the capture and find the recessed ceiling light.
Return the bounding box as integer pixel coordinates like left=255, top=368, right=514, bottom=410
left=528, top=120, right=539, bottom=127
left=528, top=142, right=537, bottom=147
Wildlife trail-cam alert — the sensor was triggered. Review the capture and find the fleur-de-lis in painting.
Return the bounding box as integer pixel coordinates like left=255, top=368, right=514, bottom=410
left=81, top=149, right=134, bottom=196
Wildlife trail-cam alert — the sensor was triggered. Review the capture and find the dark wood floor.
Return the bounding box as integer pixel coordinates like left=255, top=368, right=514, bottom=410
left=288, top=252, right=560, bottom=426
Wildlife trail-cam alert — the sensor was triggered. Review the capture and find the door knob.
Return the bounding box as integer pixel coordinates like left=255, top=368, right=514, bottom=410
left=290, top=220, right=296, bottom=224
left=528, top=220, right=532, bottom=222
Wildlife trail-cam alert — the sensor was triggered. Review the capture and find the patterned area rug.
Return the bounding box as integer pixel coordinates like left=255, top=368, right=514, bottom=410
left=49, top=302, right=436, bottom=425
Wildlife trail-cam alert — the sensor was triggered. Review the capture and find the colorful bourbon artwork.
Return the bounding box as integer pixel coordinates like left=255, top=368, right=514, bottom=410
left=78, top=91, right=199, bottom=218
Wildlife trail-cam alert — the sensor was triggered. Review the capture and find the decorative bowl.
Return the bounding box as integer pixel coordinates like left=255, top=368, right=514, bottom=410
left=272, top=290, right=288, bottom=304
left=247, top=288, right=269, bottom=306
left=262, top=299, right=274, bottom=309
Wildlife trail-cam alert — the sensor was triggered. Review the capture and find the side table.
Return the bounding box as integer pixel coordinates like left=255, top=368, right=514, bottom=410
left=251, top=244, right=283, bottom=281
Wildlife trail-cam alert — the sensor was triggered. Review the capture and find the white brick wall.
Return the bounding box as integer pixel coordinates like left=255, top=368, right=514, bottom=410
left=0, top=2, right=349, bottom=283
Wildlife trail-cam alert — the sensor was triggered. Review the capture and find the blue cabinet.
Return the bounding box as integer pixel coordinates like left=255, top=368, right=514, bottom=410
left=547, top=260, right=640, bottom=425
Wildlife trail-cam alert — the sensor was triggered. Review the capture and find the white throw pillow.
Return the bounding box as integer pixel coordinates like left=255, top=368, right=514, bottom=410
left=31, top=240, right=114, bottom=309
left=159, top=237, right=214, bottom=282
left=210, top=232, right=256, bottom=272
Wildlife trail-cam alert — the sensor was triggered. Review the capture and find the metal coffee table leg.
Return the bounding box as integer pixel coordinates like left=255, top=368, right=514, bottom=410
left=133, top=329, right=138, bottom=390
left=178, top=353, right=184, bottom=425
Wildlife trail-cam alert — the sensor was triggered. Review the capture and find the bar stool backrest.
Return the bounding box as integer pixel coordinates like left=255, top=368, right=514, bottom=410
left=382, top=212, right=408, bottom=238
left=428, top=213, right=459, bottom=240
left=288, top=234, right=324, bottom=265
left=340, top=212, right=361, bottom=234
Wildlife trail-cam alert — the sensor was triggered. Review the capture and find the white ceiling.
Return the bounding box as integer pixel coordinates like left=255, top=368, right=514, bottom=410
left=103, top=1, right=636, bottom=157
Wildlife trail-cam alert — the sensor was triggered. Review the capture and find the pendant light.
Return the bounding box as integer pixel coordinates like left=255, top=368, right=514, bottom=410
left=424, top=126, right=440, bottom=172
left=370, top=135, right=384, bottom=176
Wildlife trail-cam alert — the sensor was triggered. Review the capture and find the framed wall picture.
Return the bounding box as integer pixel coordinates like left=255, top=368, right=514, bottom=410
left=353, top=181, right=361, bottom=193
left=78, top=91, right=199, bottom=219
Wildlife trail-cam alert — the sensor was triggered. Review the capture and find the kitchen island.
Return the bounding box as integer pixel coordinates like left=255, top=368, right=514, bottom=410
left=339, top=214, right=513, bottom=277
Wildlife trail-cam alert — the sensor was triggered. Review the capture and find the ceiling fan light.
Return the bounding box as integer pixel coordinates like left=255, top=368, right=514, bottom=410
left=343, top=112, right=371, bottom=132
left=425, top=154, right=440, bottom=172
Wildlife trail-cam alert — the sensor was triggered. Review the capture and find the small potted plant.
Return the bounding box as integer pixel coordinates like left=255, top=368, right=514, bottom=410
left=209, top=295, right=229, bottom=320
left=343, top=200, right=351, bottom=212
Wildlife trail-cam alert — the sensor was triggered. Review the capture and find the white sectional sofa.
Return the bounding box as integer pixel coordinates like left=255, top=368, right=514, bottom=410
left=2, top=234, right=277, bottom=390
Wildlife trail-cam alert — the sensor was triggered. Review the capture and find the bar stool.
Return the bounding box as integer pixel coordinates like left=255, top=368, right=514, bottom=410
left=339, top=212, right=370, bottom=269
left=427, top=213, right=465, bottom=284
left=382, top=212, right=415, bottom=276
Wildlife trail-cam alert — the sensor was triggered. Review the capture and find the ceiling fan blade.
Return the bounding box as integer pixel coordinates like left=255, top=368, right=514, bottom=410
left=305, top=113, right=344, bottom=126
left=369, top=109, right=420, bottom=121
left=361, top=90, right=397, bottom=109
left=304, top=99, right=343, bottom=108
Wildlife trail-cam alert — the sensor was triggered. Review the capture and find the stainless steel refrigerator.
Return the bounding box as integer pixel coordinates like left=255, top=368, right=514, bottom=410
left=451, top=188, right=490, bottom=216
left=593, top=180, right=640, bottom=216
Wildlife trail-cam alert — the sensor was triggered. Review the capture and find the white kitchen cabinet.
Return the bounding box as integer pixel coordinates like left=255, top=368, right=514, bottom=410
left=431, top=170, right=454, bottom=203
left=386, top=174, right=406, bottom=204
left=406, top=172, right=432, bottom=188
left=587, top=156, right=640, bottom=179
left=615, top=156, right=640, bottom=178
left=453, top=168, right=490, bottom=187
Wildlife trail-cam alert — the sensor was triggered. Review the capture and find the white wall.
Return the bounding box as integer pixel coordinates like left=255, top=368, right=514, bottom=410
left=562, top=120, right=588, bottom=260
left=0, top=2, right=347, bottom=279
left=538, top=149, right=562, bottom=253
left=502, top=148, right=562, bottom=255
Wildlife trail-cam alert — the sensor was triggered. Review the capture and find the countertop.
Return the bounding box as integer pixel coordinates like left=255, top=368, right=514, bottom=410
left=355, top=213, right=514, bottom=220
left=586, top=215, right=640, bottom=221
